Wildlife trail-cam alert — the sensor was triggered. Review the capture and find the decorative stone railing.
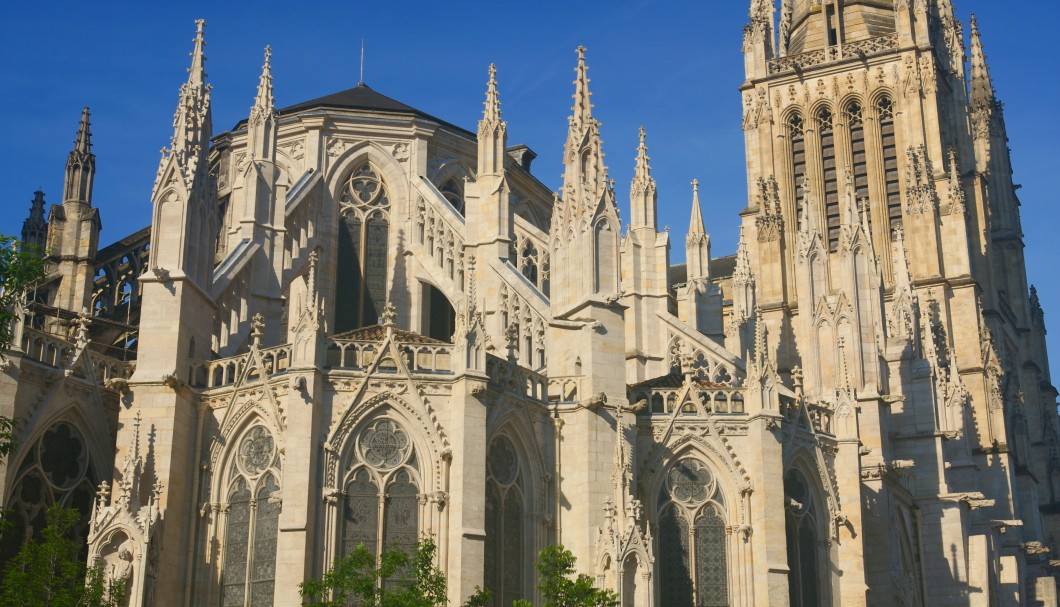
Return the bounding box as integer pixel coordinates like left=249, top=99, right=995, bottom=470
left=325, top=339, right=454, bottom=376
left=768, top=33, right=900, bottom=74
left=19, top=327, right=133, bottom=383
left=189, top=343, right=292, bottom=389
left=630, top=385, right=746, bottom=416
left=779, top=396, right=834, bottom=435
left=487, top=356, right=548, bottom=402
left=547, top=375, right=582, bottom=405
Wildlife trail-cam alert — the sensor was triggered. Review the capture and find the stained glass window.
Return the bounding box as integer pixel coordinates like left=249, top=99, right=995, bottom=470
left=1, top=422, right=96, bottom=567
left=336, top=163, right=391, bottom=333
left=220, top=427, right=281, bottom=607
left=484, top=437, right=526, bottom=606
left=340, top=416, right=421, bottom=585
left=657, top=458, right=729, bottom=606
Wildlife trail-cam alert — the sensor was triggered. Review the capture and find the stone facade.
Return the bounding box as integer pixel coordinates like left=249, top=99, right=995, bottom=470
left=2, top=3, right=1058, bottom=606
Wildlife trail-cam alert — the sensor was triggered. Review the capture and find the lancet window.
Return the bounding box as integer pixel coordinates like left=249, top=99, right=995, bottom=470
left=484, top=436, right=526, bottom=607
left=341, top=418, right=421, bottom=565
left=220, top=425, right=281, bottom=607
left=337, top=163, right=391, bottom=333
left=657, top=458, right=729, bottom=607
left=788, top=113, right=807, bottom=230
left=1, top=421, right=97, bottom=565
left=818, top=107, right=839, bottom=250
left=876, top=96, right=901, bottom=232
left=784, top=469, right=821, bottom=607
left=847, top=101, right=869, bottom=214
left=520, top=240, right=539, bottom=286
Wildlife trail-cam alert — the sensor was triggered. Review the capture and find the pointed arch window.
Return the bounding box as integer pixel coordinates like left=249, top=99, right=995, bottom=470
left=520, top=240, right=539, bottom=286
left=484, top=436, right=526, bottom=607
left=220, top=426, right=281, bottom=607
left=1, top=421, right=98, bottom=565
left=657, top=458, right=729, bottom=607
left=785, top=469, right=821, bottom=607
left=337, top=163, right=391, bottom=333
left=440, top=178, right=465, bottom=216
left=341, top=418, right=421, bottom=568
left=876, top=96, right=902, bottom=232
left=788, top=113, right=807, bottom=230
left=817, top=107, right=840, bottom=250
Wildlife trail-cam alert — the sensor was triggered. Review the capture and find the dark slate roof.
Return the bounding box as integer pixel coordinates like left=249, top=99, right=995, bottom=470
left=628, top=371, right=726, bottom=391
left=240, top=83, right=475, bottom=138
left=668, top=254, right=738, bottom=288
left=332, top=324, right=447, bottom=345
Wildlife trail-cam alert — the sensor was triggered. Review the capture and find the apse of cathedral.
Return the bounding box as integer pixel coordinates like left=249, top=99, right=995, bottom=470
left=3, top=1, right=1058, bottom=605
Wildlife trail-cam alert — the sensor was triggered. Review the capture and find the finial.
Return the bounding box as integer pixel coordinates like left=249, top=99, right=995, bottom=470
left=252, top=45, right=274, bottom=117
left=688, top=178, right=706, bottom=236
left=189, top=19, right=207, bottom=87
left=251, top=313, right=265, bottom=345
left=74, top=107, right=92, bottom=155
left=483, top=63, right=501, bottom=123
left=380, top=301, right=397, bottom=327
left=633, top=126, right=651, bottom=180
left=571, top=46, right=593, bottom=127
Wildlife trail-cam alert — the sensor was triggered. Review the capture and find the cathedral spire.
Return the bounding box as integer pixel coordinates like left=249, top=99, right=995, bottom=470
left=570, top=46, right=593, bottom=133
left=251, top=45, right=274, bottom=119
left=477, top=63, right=507, bottom=177
left=483, top=63, right=501, bottom=126
left=21, top=190, right=48, bottom=252
left=165, top=19, right=212, bottom=163
left=969, top=15, right=994, bottom=108
left=629, top=126, right=657, bottom=230
left=63, top=107, right=95, bottom=205
left=686, top=180, right=710, bottom=282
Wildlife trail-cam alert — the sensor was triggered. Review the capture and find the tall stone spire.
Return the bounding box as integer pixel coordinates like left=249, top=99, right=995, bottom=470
left=969, top=16, right=994, bottom=108
left=477, top=63, right=506, bottom=176
left=469, top=63, right=511, bottom=256
left=248, top=45, right=276, bottom=161
left=250, top=45, right=274, bottom=123
left=629, top=127, right=657, bottom=230
left=162, top=18, right=212, bottom=180
left=63, top=107, right=95, bottom=205
left=686, top=179, right=710, bottom=281
left=21, top=190, right=48, bottom=252
left=551, top=46, right=621, bottom=310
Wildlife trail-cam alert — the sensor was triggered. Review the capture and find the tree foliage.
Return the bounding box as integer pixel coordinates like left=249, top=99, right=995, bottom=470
left=0, top=506, right=125, bottom=607
left=302, top=539, right=617, bottom=607
left=0, top=235, right=45, bottom=353
left=300, top=537, right=489, bottom=607
left=517, top=545, right=619, bottom=607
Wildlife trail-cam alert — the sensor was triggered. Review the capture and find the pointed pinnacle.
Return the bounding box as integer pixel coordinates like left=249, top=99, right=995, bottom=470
left=254, top=45, right=274, bottom=113
left=633, top=126, right=651, bottom=181
left=689, top=179, right=706, bottom=236
left=74, top=106, right=92, bottom=154
left=483, top=63, right=501, bottom=122
left=969, top=15, right=994, bottom=105
left=188, top=19, right=207, bottom=87
left=571, top=46, right=593, bottom=127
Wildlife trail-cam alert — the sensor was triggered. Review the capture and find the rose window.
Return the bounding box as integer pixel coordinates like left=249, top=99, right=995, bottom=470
left=238, top=426, right=275, bottom=475
left=359, top=420, right=410, bottom=469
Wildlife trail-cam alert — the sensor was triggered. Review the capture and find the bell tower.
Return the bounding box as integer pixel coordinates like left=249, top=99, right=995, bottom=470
left=740, top=0, right=1060, bottom=604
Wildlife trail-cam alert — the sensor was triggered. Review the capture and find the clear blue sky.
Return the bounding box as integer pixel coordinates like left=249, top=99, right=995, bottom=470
left=3, top=1, right=1058, bottom=357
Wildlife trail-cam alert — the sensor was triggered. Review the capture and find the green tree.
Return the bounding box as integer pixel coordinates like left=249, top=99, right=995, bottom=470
left=300, top=537, right=490, bottom=607
left=0, top=505, right=125, bottom=607
left=0, top=235, right=45, bottom=353
left=0, top=234, right=45, bottom=463
left=515, top=545, right=619, bottom=607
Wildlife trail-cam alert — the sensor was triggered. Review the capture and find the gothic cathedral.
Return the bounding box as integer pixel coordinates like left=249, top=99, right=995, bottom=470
left=4, top=2, right=1059, bottom=605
